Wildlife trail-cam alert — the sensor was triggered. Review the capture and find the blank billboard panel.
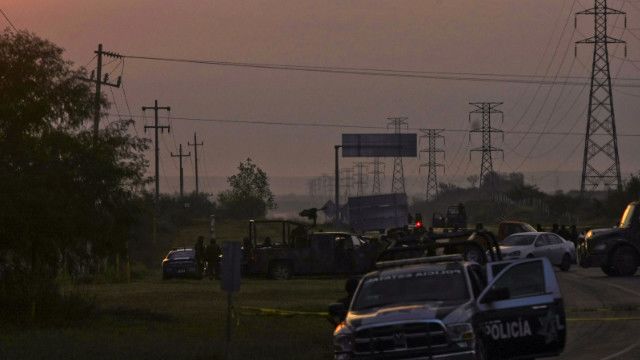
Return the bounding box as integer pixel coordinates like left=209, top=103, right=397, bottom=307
left=342, top=133, right=417, bottom=157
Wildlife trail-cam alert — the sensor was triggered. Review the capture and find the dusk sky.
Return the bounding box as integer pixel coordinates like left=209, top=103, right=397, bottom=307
left=4, top=0, right=640, bottom=194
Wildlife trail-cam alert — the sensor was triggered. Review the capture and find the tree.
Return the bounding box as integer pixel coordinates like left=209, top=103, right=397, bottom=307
left=0, top=30, right=149, bottom=320
left=466, top=175, right=479, bottom=189
left=217, top=158, right=275, bottom=219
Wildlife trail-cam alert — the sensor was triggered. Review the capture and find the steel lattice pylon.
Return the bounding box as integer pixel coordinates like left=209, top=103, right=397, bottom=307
left=469, top=103, right=503, bottom=187
left=388, top=117, right=409, bottom=194
left=419, top=129, right=445, bottom=201
left=576, top=0, right=625, bottom=192
left=369, top=157, right=385, bottom=194
left=353, top=161, right=369, bottom=196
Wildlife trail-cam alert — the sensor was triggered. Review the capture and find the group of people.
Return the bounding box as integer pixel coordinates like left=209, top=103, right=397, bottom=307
left=537, top=223, right=580, bottom=245
left=194, top=236, right=221, bottom=278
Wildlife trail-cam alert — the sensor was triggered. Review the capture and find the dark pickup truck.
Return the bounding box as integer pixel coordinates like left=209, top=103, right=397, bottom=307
left=581, top=201, right=640, bottom=276
left=243, top=220, right=378, bottom=279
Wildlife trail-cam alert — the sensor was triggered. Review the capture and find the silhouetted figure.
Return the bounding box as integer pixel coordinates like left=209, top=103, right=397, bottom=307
left=570, top=225, right=579, bottom=246
left=242, top=236, right=252, bottom=250
left=552, top=223, right=559, bottom=234
left=536, top=224, right=543, bottom=232
left=339, top=277, right=360, bottom=308
left=263, top=236, right=272, bottom=247
left=205, top=238, right=221, bottom=278
left=559, top=225, right=571, bottom=240
left=195, top=236, right=205, bottom=272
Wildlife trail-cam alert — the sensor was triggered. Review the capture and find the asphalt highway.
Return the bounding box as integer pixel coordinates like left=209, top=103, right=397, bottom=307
left=558, top=267, right=640, bottom=359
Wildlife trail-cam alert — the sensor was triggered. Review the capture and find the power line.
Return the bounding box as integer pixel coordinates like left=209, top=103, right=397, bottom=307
left=121, top=53, right=640, bottom=87
left=107, top=112, right=640, bottom=137
left=0, top=8, right=17, bottom=31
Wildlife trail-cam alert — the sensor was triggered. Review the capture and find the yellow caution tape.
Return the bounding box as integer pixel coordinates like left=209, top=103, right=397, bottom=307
left=239, top=306, right=328, bottom=317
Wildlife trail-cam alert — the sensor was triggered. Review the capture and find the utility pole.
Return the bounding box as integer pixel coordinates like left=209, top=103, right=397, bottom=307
left=353, top=161, right=369, bottom=196
left=388, top=117, right=409, bottom=194
left=171, top=144, right=191, bottom=197
left=85, top=44, right=122, bottom=137
left=143, top=100, right=171, bottom=244
left=419, top=129, right=445, bottom=201
left=369, top=158, right=385, bottom=194
left=576, top=0, right=625, bottom=192
left=469, top=103, right=503, bottom=187
left=334, top=145, right=342, bottom=227
left=188, top=132, right=204, bottom=194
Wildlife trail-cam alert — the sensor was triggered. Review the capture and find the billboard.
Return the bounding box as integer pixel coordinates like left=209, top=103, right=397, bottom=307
left=348, top=193, right=408, bottom=232
left=342, top=133, right=417, bottom=157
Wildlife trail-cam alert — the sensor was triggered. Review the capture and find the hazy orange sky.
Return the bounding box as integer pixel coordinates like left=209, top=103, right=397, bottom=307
left=3, top=0, right=640, bottom=193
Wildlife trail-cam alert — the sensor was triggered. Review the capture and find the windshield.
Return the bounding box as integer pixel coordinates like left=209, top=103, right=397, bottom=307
left=502, top=234, right=537, bottom=246
left=619, top=204, right=635, bottom=228
left=168, top=250, right=195, bottom=259
left=351, top=266, right=469, bottom=311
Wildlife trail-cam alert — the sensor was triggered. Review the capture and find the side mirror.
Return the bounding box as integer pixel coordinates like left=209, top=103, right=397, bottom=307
left=328, top=303, right=347, bottom=326
left=480, top=287, right=510, bottom=304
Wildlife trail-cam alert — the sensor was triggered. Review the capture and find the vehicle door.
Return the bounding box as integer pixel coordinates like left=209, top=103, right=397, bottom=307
left=476, top=258, right=566, bottom=360
left=545, top=234, right=565, bottom=265
left=291, top=232, right=313, bottom=273
left=334, top=235, right=354, bottom=274
left=532, top=234, right=549, bottom=259
left=310, top=234, right=336, bottom=274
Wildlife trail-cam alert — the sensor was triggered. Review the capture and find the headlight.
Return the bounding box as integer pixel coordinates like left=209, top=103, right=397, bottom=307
left=447, top=323, right=475, bottom=342
left=585, top=230, right=593, bottom=239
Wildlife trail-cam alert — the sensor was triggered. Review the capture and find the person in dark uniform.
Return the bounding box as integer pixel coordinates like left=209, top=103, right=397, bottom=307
left=559, top=225, right=571, bottom=240
left=552, top=223, right=559, bottom=234
left=570, top=225, right=579, bottom=246
left=205, top=238, right=221, bottom=279
left=194, top=236, right=205, bottom=273
left=536, top=224, right=544, bottom=232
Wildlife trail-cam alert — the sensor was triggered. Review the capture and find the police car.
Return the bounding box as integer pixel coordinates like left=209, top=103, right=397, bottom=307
left=329, top=255, right=566, bottom=360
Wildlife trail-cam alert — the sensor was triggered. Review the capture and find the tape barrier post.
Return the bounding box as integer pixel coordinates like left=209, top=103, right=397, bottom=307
left=221, top=241, right=242, bottom=360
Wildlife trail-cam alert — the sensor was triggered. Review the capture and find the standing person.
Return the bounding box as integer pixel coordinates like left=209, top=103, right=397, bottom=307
left=552, top=223, right=559, bottom=234
left=205, top=238, right=221, bottom=279
left=194, top=236, right=205, bottom=273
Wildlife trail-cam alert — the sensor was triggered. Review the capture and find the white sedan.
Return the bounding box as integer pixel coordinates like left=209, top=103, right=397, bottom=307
left=498, top=232, right=576, bottom=271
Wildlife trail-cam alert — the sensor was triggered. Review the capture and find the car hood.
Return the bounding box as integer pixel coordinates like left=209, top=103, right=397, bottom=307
left=346, top=301, right=468, bottom=329
left=589, top=228, right=624, bottom=240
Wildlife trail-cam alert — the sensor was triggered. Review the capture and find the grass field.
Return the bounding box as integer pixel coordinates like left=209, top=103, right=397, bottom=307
left=0, top=273, right=345, bottom=360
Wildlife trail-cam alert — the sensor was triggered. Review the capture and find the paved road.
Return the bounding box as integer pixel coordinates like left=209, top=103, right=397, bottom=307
left=558, top=267, right=640, bottom=359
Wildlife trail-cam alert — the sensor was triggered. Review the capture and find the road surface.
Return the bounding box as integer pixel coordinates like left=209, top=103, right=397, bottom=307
left=558, top=267, right=640, bottom=359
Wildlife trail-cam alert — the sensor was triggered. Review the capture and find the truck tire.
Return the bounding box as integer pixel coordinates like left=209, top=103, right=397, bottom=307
left=611, top=246, right=638, bottom=277
left=560, top=254, right=571, bottom=272
left=269, top=262, right=292, bottom=280
left=601, top=265, right=619, bottom=277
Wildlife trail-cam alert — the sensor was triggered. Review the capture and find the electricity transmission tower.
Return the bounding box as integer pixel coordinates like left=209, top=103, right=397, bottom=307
left=188, top=132, right=204, bottom=194
left=388, top=117, right=409, bottom=194
left=369, top=158, right=385, bottom=194
left=171, top=144, right=191, bottom=197
left=469, top=103, right=503, bottom=187
left=353, top=161, right=369, bottom=196
left=419, top=129, right=445, bottom=201
left=576, top=0, right=625, bottom=191
left=143, top=100, right=171, bottom=203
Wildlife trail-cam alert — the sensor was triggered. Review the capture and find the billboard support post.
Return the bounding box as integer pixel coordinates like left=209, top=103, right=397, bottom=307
left=334, top=145, right=342, bottom=228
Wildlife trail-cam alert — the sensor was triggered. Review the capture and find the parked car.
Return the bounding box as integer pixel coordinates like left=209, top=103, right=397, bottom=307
left=162, top=248, right=202, bottom=280
left=498, top=232, right=575, bottom=271
left=497, top=221, right=537, bottom=241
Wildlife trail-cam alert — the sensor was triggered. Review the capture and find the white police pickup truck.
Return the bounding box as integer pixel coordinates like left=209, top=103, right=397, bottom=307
left=329, top=255, right=566, bottom=360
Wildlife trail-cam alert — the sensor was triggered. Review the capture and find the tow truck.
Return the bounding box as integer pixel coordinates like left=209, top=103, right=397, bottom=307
left=581, top=201, right=640, bottom=276
left=329, top=255, right=567, bottom=360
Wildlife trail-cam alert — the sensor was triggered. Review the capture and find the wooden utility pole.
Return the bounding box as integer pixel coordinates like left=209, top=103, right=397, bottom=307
left=188, top=132, right=204, bottom=194
left=171, top=144, right=191, bottom=197
left=89, top=44, right=122, bottom=137
left=142, top=100, right=171, bottom=244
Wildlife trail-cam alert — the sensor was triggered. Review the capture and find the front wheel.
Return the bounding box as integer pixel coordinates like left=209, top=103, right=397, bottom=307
left=560, top=254, right=571, bottom=272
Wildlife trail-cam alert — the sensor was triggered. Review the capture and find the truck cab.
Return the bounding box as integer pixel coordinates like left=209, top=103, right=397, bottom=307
left=330, top=256, right=566, bottom=360
left=582, top=201, right=640, bottom=276
left=244, top=220, right=376, bottom=279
